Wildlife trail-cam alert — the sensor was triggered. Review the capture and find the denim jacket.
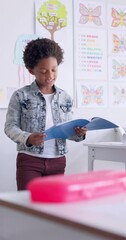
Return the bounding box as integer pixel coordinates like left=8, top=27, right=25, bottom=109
left=4, top=81, right=85, bottom=155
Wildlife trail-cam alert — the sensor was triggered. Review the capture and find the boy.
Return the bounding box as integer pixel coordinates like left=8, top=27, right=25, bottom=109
left=4, top=38, right=87, bottom=190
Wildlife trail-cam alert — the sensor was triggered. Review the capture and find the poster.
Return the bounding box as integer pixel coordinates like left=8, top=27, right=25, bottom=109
left=35, top=0, right=74, bottom=97
left=74, top=0, right=126, bottom=108
left=108, top=4, right=126, bottom=107
left=77, top=81, right=107, bottom=108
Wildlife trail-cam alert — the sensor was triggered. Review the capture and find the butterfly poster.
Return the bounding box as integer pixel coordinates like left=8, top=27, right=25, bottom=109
left=108, top=4, right=126, bottom=29
left=108, top=31, right=126, bottom=55
left=108, top=57, right=126, bottom=81
left=109, top=83, right=126, bottom=107
left=77, top=82, right=107, bottom=108
left=74, top=0, right=106, bottom=28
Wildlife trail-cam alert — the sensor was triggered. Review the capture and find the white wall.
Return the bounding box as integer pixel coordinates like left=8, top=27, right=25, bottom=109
left=0, top=0, right=126, bottom=192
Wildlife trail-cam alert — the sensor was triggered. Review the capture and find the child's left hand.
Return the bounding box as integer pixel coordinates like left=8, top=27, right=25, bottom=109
left=74, top=126, right=87, bottom=137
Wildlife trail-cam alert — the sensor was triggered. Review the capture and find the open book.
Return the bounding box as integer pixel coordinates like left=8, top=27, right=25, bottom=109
left=44, top=117, right=118, bottom=141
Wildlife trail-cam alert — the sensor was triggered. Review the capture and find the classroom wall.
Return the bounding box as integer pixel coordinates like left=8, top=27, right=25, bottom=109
left=0, top=0, right=126, bottom=192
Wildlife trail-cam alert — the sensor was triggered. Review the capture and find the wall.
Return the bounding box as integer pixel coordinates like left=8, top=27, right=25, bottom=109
left=0, top=0, right=126, bottom=192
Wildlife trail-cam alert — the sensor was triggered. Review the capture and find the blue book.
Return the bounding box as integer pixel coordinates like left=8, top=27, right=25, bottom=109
left=44, top=117, right=118, bottom=141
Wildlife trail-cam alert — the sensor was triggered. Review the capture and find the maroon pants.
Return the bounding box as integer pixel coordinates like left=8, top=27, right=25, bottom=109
left=16, top=153, right=66, bottom=191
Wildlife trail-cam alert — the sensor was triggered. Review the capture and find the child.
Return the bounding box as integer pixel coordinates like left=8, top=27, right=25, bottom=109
left=4, top=38, right=87, bottom=190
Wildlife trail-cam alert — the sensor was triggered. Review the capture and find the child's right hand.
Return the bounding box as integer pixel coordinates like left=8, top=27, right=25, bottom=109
left=26, top=132, right=46, bottom=146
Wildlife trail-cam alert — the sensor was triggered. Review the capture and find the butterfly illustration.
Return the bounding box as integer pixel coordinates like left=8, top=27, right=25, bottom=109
left=79, top=3, right=102, bottom=26
left=111, top=8, right=126, bottom=27
left=113, top=86, right=126, bottom=105
left=81, top=85, right=103, bottom=105
left=112, top=34, right=126, bottom=53
left=112, top=60, right=126, bottom=79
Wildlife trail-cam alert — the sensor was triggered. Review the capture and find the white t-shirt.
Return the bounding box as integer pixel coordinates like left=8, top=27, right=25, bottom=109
left=20, top=93, right=61, bottom=158
left=42, top=93, right=60, bottom=158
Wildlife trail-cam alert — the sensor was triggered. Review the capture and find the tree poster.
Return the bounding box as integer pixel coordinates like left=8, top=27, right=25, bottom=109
left=35, top=0, right=74, bottom=98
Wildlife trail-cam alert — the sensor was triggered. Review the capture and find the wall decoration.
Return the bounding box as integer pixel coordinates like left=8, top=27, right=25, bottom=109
left=108, top=31, right=126, bottom=55
left=35, top=0, right=73, bottom=98
left=111, top=8, right=126, bottom=28
left=108, top=4, right=126, bottom=107
left=75, top=28, right=107, bottom=81
left=79, top=3, right=102, bottom=26
left=13, top=34, right=40, bottom=88
left=109, top=83, right=126, bottom=107
left=36, top=0, right=67, bottom=40
left=77, top=82, right=107, bottom=108
left=74, top=0, right=107, bottom=107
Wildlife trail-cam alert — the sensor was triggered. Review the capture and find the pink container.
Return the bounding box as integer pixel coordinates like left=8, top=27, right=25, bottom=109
left=27, top=170, right=126, bottom=203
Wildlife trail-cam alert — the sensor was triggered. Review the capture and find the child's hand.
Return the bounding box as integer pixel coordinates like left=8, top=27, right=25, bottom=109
left=26, top=132, right=46, bottom=146
left=74, top=127, right=87, bottom=137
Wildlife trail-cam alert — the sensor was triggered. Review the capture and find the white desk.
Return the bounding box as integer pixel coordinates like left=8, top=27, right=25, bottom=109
left=0, top=191, right=126, bottom=240
left=84, top=142, right=126, bottom=171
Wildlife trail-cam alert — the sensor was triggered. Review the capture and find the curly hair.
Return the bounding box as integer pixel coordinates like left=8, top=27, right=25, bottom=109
left=23, top=38, right=64, bottom=69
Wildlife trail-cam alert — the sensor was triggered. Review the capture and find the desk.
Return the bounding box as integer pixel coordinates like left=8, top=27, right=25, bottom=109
left=84, top=142, right=126, bottom=171
left=0, top=191, right=126, bottom=240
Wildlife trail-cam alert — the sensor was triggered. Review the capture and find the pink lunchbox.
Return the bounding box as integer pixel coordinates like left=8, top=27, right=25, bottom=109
left=27, top=170, right=126, bottom=203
